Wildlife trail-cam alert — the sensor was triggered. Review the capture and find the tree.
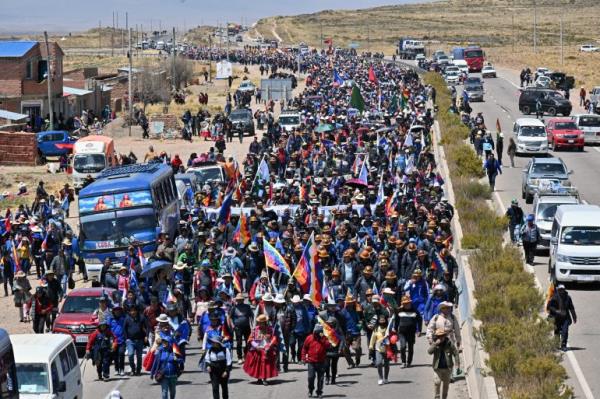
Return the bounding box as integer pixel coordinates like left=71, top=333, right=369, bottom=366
left=162, top=56, right=194, bottom=91
left=135, top=61, right=170, bottom=112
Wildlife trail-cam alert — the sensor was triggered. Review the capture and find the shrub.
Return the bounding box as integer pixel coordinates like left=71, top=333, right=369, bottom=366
left=424, top=73, right=570, bottom=398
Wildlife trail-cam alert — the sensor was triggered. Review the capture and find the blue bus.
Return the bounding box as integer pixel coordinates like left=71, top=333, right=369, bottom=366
left=0, top=329, right=18, bottom=399
left=77, top=163, right=180, bottom=281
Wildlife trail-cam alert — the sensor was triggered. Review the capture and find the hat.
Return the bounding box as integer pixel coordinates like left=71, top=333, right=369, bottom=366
left=434, top=328, right=448, bottom=337
left=173, top=262, right=186, bottom=270
left=273, top=293, right=285, bottom=304
left=256, top=314, right=268, bottom=323
left=303, top=294, right=312, bottom=301
left=235, top=293, right=244, bottom=300
left=262, top=293, right=274, bottom=302
left=156, top=314, right=169, bottom=323
left=291, top=295, right=302, bottom=304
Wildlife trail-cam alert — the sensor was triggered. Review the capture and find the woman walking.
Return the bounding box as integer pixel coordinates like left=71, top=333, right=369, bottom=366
left=205, top=335, right=232, bottom=399
left=243, top=314, right=278, bottom=385
left=369, top=315, right=391, bottom=385
left=13, top=270, right=31, bottom=322
left=507, top=137, right=517, bottom=168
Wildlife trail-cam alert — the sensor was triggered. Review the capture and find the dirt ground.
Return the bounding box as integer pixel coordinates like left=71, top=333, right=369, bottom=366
left=0, top=62, right=303, bottom=334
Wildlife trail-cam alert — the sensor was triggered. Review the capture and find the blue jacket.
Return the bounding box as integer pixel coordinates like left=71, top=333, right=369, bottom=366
left=423, top=294, right=448, bottom=322
left=108, top=314, right=126, bottom=344
left=151, top=345, right=181, bottom=378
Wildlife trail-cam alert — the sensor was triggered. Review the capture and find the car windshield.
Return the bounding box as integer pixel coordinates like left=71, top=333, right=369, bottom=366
left=16, top=363, right=50, bottom=394
left=554, top=122, right=578, bottom=130
left=62, top=295, right=101, bottom=313
left=578, top=116, right=600, bottom=127
left=80, top=214, right=156, bottom=244
left=561, top=226, right=600, bottom=245
left=192, top=167, right=222, bottom=184
left=279, top=116, right=300, bottom=125
left=520, top=126, right=546, bottom=137
left=537, top=203, right=575, bottom=221
left=74, top=153, right=106, bottom=174
left=531, top=163, right=566, bottom=174
left=465, top=49, right=483, bottom=58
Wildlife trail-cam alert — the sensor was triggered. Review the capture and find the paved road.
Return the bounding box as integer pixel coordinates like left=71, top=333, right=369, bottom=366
left=457, top=66, right=599, bottom=399
left=81, top=334, right=467, bottom=399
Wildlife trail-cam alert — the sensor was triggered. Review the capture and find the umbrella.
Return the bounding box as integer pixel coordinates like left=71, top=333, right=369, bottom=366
left=140, top=259, right=173, bottom=278
left=315, top=124, right=334, bottom=133
left=345, top=178, right=369, bottom=188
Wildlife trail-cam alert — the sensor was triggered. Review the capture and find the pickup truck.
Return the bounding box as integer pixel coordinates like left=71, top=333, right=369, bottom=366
left=36, top=130, right=77, bottom=158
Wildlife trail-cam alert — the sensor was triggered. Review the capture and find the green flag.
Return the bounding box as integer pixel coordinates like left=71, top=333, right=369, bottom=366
left=388, top=94, right=398, bottom=114
left=350, top=84, right=365, bottom=113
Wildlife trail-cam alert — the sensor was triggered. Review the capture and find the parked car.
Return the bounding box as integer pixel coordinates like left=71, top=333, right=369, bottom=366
left=464, top=83, right=484, bottom=102
left=521, top=157, right=573, bottom=203
left=580, top=44, right=599, bottom=52
left=229, top=107, right=255, bottom=136
left=518, top=88, right=572, bottom=116
left=546, top=117, right=584, bottom=151
left=481, top=64, right=497, bottom=78
left=52, top=288, right=118, bottom=352
left=36, top=130, right=77, bottom=159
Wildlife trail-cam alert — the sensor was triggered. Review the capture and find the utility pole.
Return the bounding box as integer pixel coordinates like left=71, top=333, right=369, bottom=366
left=128, top=28, right=132, bottom=137
left=43, top=31, right=54, bottom=130
left=533, top=0, right=537, bottom=53
left=560, top=12, right=564, bottom=66
left=111, top=11, right=115, bottom=57
left=172, top=27, right=177, bottom=92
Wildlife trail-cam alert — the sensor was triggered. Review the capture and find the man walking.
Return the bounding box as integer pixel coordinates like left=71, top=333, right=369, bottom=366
left=547, top=284, right=577, bottom=351
left=521, top=214, right=540, bottom=265
left=428, top=328, right=457, bottom=399
left=301, top=324, right=330, bottom=399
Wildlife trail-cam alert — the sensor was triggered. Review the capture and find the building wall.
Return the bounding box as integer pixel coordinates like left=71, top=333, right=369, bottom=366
left=0, top=131, right=37, bottom=165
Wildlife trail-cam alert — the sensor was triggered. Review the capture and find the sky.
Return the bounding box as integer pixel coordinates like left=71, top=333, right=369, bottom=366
left=0, top=0, right=421, bottom=33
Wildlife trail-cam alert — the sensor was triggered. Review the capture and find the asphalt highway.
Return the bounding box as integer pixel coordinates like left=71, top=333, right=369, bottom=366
left=458, top=66, right=600, bottom=399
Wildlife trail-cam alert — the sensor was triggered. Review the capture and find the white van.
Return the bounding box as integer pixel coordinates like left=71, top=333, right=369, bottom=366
left=572, top=114, right=600, bottom=144
left=513, top=118, right=548, bottom=155
left=549, top=205, right=600, bottom=283
left=11, top=334, right=82, bottom=399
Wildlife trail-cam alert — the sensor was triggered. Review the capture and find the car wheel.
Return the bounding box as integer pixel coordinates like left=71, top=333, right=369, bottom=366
left=548, top=107, right=557, bottom=116
left=525, top=193, right=533, bottom=204
left=522, top=106, right=531, bottom=115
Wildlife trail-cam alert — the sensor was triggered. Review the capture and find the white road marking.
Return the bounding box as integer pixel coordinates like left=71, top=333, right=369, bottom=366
left=566, top=351, right=595, bottom=399
left=493, top=189, right=594, bottom=398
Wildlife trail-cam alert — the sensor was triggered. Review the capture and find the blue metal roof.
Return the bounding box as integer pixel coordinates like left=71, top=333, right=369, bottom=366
left=79, top=163, right=172, bottom=197
left=0, top=41, right=37, bottom=57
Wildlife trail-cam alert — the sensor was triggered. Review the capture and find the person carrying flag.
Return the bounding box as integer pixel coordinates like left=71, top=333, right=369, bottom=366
left=301, top=324, right=330, bottom=398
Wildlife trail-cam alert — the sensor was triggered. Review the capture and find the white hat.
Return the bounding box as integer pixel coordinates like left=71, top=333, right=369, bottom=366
left=274, top=293, right=286, bottom=304
left=291, top=295, right=302, bottom=304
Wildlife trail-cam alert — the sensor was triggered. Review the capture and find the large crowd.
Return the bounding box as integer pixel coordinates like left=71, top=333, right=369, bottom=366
left=1, top=48, right=464, bottom=399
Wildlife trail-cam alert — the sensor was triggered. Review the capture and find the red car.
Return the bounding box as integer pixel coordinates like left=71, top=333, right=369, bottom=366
left=52, top=287, right=117, bottom=352
left=546, top=117, right=584, bottom=151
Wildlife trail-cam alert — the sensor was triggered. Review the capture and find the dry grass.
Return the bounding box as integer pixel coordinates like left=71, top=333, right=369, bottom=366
left=254, top=0, right=600, bottom=83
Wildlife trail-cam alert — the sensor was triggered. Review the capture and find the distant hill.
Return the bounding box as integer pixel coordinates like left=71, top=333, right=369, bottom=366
left=253, top=0, right=599, bottom=52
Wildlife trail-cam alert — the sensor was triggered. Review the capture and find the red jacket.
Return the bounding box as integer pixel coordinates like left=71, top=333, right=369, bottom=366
left=301, top=333, right=330, bottom=363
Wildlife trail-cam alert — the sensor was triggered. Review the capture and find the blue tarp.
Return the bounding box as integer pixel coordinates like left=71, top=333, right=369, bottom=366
left=0, top=41, right=37, bottom=57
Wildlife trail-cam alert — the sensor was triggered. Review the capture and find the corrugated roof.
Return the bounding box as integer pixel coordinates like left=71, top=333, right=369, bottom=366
left=63, top=86, right=92, bottom=96
left=0, top=109, right=29, bottom=121
left=0, top=41, right=37, bottom=57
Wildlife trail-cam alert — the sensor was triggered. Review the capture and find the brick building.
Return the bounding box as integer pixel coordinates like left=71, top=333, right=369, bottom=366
left=0, top=41, right=67, bottom=125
